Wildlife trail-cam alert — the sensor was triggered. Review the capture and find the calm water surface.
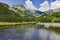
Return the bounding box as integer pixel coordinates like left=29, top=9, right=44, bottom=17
left=0, top=24, right=60, bottom=40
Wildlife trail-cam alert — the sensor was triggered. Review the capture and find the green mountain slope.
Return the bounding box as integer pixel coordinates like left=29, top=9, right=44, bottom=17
left=0, top=2, right=34, bottom=22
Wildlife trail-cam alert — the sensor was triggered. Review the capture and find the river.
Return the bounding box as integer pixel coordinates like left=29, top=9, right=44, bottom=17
left=0, top=24, right=60, bottom=40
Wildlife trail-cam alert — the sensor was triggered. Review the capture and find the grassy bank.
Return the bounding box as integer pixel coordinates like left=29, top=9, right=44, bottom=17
left=0, top=22, right=35, bottom=25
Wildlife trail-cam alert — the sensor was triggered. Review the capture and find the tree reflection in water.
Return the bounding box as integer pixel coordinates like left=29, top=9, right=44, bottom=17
left=0, top=25, right=60, bottom=40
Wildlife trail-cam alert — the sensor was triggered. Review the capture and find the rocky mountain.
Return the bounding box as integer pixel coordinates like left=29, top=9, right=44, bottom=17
left=12, top=4, right=26, bottom=11
left=11, top=4, right=45, bottom=17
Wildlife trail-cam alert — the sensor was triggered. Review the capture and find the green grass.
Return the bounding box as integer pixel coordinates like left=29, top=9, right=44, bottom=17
left=0, top=22, right=35, bottom=25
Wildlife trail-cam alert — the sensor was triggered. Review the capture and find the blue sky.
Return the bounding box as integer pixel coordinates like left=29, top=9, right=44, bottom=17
left=0, top=0, right=56, bottom=8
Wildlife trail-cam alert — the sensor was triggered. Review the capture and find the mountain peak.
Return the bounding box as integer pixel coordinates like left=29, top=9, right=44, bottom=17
left=12, top=4, right=26, bottom=10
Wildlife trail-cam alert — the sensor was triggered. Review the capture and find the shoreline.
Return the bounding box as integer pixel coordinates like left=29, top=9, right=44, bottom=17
left=0, top=22, right=60, bottom=26
left=0, top=22, right=35, bottom=25
left=37, top=22, right=60, bottom=28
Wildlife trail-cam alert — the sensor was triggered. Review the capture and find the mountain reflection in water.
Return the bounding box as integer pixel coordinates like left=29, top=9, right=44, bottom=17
left=0, top=24, right=60, bottom=40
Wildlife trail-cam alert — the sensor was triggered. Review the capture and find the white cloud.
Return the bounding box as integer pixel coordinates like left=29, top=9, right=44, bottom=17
left=25, top=0, right=37, bottom=10
left=51, top=0, right=60, bottom=9
left=38, top=1, right=50, bottom=12
left=25, top=0, right=60, bottom=12
left=38, top=0, right=60, bottom=12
